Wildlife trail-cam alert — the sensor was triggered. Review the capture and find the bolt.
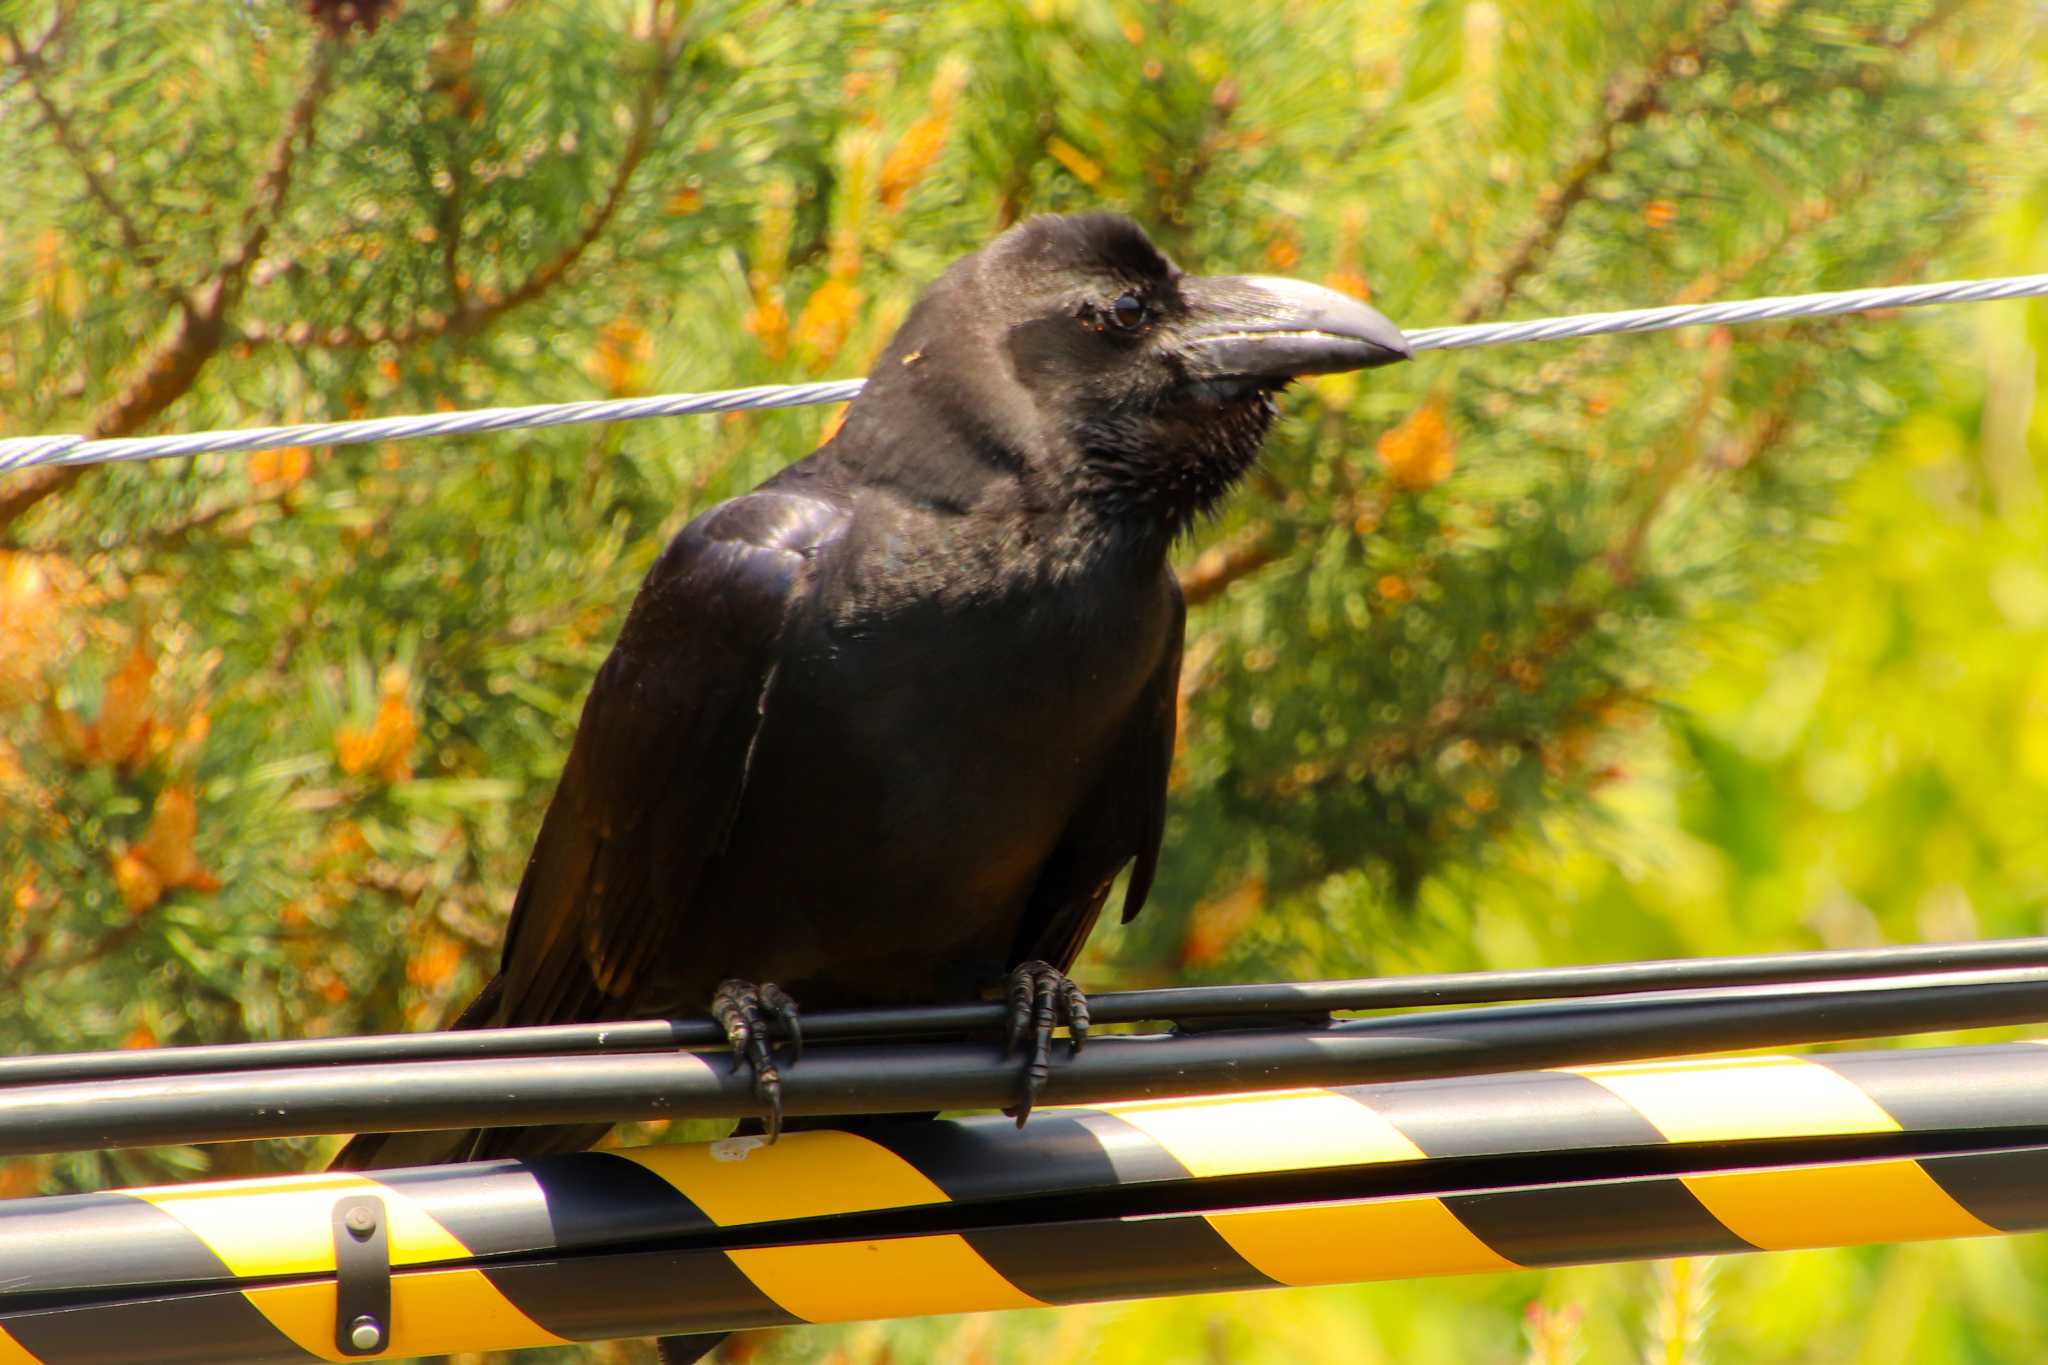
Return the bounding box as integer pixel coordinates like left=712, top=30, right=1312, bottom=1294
left=348, top=1314, right=383, bottom=1351
left=344, top=1205, right=376, bottom=1237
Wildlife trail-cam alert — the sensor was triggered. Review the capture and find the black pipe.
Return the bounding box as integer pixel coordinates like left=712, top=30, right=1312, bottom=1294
left=1, top=967, right=2045, bottom=1157
left=5, top=936, right=2045, bottom=1088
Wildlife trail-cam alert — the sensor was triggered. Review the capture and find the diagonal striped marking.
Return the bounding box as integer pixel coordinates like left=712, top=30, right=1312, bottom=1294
left=863, top=1112, right=1158, bottom=1200
left=1446, top=1178, right=1753, bottom=1265
left=380, top=1161, right=570, bottom=1256
left=133, top=1172, right=473, bottom=1277
left=618, top=1131, right=952, bottom=1224
left=1207, top=1196, right=1517, bottom=1284
left=0, top=1286, right=317, bottom=1365
left=137, top=1171, right=565, bottom=1360
left=1683, top=1160, right=1998, bottom=1250
left=1819, top=1048, right=2048, bottom=1132
left=1340, top=1070, right=1667, bottom=1157
left=1568, top=1056, right=1899, bottom=1142
left=1098, top=1089, right=1425, bottom=1176
left=245, top=1267, right=572, bottom=1361
left=0, top=1325, right=41, bottom=1365
left=727, top=1235, right=1045, bottom=1321
left=0, top=1191, right=238, bottom=1297
left=965, top=1215, right=1274, bottom=1303
left=1916, top=1148, right=2048, bottom=1233
left=483, top=1246, right=802, bottom=1341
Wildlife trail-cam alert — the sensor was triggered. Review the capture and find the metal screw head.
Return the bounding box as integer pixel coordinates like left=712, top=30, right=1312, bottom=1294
left=348, top=1314, right=384, bottom=1351
left=344, top=1205, right=376, bottom=1237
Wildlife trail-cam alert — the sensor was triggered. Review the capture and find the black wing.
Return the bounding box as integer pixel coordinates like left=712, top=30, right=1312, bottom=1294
left=1013, top=580, right=1185, bottom=973
left=492, top=490, right=848, bottom=1028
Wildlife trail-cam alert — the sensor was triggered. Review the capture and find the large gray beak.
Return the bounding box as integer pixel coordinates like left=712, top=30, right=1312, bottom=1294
left=1182, top=274, right=1411, bottom=380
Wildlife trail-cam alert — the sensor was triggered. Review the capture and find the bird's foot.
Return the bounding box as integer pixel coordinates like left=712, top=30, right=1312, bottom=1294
left=711, top=979, right=802, bottom=1142
left=1002, top=959, right=1089, bottom=1127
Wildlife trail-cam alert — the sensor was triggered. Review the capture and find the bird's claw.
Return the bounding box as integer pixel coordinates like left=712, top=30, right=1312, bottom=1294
left=711, top=979, right=801, bottom=1142
left=1002, top=960, right=1089, bottom=1127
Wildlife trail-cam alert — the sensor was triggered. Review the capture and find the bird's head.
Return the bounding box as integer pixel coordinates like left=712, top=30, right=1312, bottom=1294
left=850, top=212, right=1409, bottom=540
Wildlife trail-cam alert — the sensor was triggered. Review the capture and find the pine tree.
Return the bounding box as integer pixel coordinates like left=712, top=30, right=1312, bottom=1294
left=2, top=0, right=2044, bottom=1359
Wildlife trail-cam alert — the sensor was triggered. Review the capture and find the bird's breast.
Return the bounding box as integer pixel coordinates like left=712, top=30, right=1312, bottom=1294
left=681, top=559, right=1175, bottom=1007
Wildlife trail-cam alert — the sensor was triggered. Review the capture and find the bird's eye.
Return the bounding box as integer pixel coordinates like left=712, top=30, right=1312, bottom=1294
left=1109, top=292, right=1147, bottom=329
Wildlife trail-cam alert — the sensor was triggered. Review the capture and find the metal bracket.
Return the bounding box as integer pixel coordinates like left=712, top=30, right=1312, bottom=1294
left=331, top=1193, right=392, bottom=1357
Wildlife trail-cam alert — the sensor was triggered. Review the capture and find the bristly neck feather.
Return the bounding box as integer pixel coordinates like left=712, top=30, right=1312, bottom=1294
left=1070, top=390, right=1279, bottom=546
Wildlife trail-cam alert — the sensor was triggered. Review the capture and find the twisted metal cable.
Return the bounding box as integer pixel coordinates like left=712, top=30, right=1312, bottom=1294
left=0, top=379, right=869, bottom=474
left=4, top=274, right=2044, bottom=475
left=1402, top=273, right=2048, bottom=350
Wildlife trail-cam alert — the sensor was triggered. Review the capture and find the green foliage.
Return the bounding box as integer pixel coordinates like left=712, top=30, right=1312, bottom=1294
left=3, top=0, right=2047, bottom=1359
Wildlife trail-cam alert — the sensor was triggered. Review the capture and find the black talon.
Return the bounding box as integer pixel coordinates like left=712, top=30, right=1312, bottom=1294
left=711, top=979, right=800, bottom=1142
left=756, top=1071, right=784, bottom=1145
left=761, top=982, right=802, bottom=1065
left=1002, top=960, right=1089, bottom=1127
left=1004, top=968, right=1033, bottom=1058
left=1028, top=969, right=1058, bottom=1097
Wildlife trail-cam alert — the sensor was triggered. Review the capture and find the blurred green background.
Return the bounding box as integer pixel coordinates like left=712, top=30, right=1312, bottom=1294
left=4, top=0, right=2048, bottom=1359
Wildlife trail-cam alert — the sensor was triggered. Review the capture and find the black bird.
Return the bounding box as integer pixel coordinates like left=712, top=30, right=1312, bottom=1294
left=332, top=212, right=1407, bottom=1175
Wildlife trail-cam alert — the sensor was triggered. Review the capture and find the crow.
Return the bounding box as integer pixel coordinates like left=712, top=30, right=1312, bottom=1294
left=331, top=212, right=1406, bottom=1176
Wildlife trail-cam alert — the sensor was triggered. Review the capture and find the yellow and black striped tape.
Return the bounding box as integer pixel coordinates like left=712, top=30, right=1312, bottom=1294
left=5, top=1043, right=2048, bottom=1363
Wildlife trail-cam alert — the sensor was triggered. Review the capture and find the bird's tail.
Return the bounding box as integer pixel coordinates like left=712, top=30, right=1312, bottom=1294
left=327, top=974, right=506, bottom=1171
left=325, top=977, right=732, bottom=1362
left=327, top=973, right=616, bottom=1169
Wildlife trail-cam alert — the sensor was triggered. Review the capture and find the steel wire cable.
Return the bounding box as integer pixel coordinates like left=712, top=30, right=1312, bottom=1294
left=4, top=274, right=2043, bottom=474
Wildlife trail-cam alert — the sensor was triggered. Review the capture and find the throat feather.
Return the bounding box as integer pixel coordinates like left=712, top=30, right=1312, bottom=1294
left=1074, top=392, right=1277, bottom=538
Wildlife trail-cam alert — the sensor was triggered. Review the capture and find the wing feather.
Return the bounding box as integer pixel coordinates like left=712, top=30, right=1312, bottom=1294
left=1014, top=581, right=1186, bottom=972
left=491, top=491, right=846, bottom=1028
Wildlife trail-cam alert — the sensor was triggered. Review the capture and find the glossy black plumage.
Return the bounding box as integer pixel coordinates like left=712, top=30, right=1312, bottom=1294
left=331, top=212, right=1407, bottom=1173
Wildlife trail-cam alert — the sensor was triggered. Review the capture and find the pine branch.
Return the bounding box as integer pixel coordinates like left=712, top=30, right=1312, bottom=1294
left=1669, top=4, right=1969, bottom=304
left=1897, top=0, right=1971, bottom=49
left=1275, top=244, right=1952, bottom=808
left=993, top=130, right=1049, bottom=230
left=1709, top=364, right=1810, bottom=472
left=1453, top=0, right=1746, bottom=325
left=37, top=913, right=152, bottom=981
left=1172, top=2, right=1753, bottom=610
left=438, top=171, right=468, bottom=312
left=1606, top=333, right=1734, bottom=583
left=1174, top=0, right=1962, bottom=621
left=46, top=481, right=299, bottom=557
left=0, top=901, right=53, bottom=983
left=1178, top=521, right=1281, bottom=606
left=1262, top=333, right=1793, bottom=810
left=245, top=20, right=686, bottom=352
left=0, top=2, right=66, bottom=96
left=0, top=37, right=342, bottom=537
left=2, top=12, right=159, bottom=278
